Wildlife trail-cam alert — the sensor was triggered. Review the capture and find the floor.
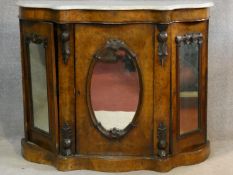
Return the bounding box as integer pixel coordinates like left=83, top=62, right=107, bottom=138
left=0, top=136, right=233, bottom=175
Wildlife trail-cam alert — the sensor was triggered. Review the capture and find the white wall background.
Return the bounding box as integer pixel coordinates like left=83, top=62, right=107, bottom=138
left=207, top=0, right=233, bottom=140
left=0, top=0, right=233, bottom=174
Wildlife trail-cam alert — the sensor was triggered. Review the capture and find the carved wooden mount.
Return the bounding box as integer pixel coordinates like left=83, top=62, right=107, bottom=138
left=61, top=24, right=71, bottom=64
left=96, top=122, right=132, bottom=139
left=157, top=24, right=168, bottom=66
left=94, top=39, right=136, bottom=62
left=108, top=127, right=124, bottom=139
left=157, top=122, right=167, bottom=158
left=61, top=123, right=72, bottom=156
left=176, top=33, right=203, bottom=47
left=25, top=33, right=48, bottom=48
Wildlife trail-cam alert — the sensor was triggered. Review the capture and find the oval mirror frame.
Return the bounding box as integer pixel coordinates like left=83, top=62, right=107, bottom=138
left=87, top=39, right=142, bottom=139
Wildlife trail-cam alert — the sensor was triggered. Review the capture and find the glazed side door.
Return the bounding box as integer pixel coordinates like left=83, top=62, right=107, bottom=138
left=75, top=24, right=154, bottom=156
left=171, top=21, right=208, bottom=153
left=20, top=21, right=58, bottom=153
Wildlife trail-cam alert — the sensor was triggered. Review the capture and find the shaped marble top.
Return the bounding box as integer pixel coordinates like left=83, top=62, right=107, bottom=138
left=17, top=0, right=214, bottom=11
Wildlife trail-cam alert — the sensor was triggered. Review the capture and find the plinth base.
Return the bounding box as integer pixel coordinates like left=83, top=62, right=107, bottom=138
left=21, top=139, right=210, bottom=172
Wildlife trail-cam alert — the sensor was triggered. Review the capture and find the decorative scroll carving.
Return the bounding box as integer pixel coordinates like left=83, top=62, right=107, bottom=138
left=61, top=24, right=71, bottom=64
left=176, top=33, right=203, bottom=47
left=61, top=123, right=72, bottom=156
left=108, top=127, right=123, bottom=139
left=94, top=39, right=136, bottom=63
left=157, top=122, right=167, bottom=158
left=157, top=24, right=168, bottom=66
left=96, top=121, right=135, bottom=139
left=25, top=33, right=48, bottom=48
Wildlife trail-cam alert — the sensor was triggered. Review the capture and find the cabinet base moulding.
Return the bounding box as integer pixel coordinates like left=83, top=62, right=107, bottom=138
left=21, top=139, right=210, bottom=172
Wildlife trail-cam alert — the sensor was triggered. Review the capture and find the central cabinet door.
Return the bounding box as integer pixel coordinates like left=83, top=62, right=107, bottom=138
left=75, top=24, right=154, bottom=156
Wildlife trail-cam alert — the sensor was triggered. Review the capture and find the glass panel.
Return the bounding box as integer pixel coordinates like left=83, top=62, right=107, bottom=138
left=179, top=42, right=199, bottom=135
left=90, top=47, right=140, bottom=131
left=29, top=42, right=49, bottom=133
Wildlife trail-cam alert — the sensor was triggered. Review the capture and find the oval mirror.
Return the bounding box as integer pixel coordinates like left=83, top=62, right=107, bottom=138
left=89, top=39, right=140, bottom=138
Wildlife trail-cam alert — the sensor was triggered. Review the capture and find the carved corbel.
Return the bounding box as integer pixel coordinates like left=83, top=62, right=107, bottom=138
left=157, top=122, right=167, bottom=158
left=61, top=24, right=71, bottom=64
left=157, top=24, right=168, bottom=66
left=61, top=123, right=72, bottom=156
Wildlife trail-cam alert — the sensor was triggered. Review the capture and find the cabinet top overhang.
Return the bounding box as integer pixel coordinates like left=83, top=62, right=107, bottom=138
left=17, top=0, right=214, bottom=11
left=18, top=0, right=213, bottom=23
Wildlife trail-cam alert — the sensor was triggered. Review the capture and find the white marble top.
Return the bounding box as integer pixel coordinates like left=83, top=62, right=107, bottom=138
left=17, top=0, right=214, bottom=11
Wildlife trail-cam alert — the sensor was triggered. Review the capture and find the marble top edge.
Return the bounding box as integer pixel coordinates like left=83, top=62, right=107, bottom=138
left=17, top=0, right=214, bottom=11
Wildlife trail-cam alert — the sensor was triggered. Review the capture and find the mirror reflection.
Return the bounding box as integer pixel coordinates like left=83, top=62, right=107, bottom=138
left=91, top=46, right=140, bottom=131
left=179, top=42, right=199, bottom=135
left=29, top=42, right=49, bottom=133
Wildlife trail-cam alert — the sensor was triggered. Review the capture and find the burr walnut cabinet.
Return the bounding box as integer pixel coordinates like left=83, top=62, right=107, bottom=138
left=18, top=0, right=213, bottom=172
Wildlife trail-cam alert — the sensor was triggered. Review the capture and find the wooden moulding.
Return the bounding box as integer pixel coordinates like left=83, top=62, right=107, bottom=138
left=21, top=139, right=210, bottom=172
left=19, top=8, right=210, bottom=24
